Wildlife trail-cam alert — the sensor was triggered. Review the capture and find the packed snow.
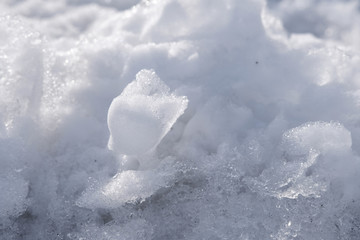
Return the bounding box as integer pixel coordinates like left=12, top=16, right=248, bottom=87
left=1, top=0, right=360, bottom=239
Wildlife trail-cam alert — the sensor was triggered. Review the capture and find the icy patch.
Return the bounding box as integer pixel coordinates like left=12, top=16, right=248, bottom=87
left=248, top=121, right=352, bottom=199
left=77, top=158, right=176, bottom=209
left=107, top=69, right=188, bottom=156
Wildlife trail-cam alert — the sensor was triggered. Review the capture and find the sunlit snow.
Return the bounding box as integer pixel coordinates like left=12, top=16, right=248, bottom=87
left=1, top=0, right=360, bottom=239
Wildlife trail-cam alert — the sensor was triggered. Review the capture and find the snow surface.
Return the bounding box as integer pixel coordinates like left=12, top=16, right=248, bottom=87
left=1, top=0, right=360, bottom=239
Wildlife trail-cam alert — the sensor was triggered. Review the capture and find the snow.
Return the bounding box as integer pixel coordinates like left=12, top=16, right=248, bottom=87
left=0, top=0, right=360, bottom=239
left=0, top=174, right=28, bottom=219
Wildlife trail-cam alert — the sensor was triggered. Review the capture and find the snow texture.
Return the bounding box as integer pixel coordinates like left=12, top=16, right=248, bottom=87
left=0, top=0, right=360, bottom=239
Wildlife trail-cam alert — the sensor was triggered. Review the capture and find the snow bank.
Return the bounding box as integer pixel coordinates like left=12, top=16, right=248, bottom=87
left=1, top=0, right=360, bottom=239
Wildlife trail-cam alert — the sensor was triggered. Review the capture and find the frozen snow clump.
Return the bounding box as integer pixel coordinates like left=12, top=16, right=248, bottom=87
left=282, top=121, right=352, bottom=155
left=107, top=69, right=188, bottom=156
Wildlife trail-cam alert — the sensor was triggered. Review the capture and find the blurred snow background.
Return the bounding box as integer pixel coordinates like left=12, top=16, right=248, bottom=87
left=1, top=0, right=360, bottom=239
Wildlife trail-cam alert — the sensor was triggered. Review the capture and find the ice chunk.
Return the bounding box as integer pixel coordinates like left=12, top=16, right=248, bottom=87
left=107, top=69, right=188, bottom=155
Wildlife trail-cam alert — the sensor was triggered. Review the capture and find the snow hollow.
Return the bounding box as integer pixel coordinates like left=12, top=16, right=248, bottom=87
left=1, top=0, right=360, bottom=239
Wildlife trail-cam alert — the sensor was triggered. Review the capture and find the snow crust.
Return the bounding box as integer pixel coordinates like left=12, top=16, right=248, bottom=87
left=0, top=0, right=360, bottom=239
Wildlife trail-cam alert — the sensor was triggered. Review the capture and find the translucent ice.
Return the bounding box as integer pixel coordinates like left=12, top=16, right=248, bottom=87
left=107, top=69, right=188, bottom=156
left=77, top=160, right=176, bottom=209
left=248, top=121, right=353, bottom=199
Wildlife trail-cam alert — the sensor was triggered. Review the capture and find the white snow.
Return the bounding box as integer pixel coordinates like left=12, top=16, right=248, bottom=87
left=0, top=174, right=28, bottom=219
left=1, top=0, right=360, bottom=239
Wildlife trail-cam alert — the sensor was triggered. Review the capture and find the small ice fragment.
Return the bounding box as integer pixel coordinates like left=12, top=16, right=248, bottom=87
left=107, top=69, right=188, bottom=155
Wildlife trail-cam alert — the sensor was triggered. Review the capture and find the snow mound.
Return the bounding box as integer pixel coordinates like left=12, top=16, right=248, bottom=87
left=1, top=0, right=360, bottom=239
